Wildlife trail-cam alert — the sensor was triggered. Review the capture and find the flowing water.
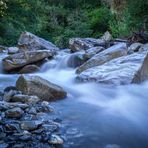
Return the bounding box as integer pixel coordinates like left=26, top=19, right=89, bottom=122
left=0, top=52, right=148, bottom=148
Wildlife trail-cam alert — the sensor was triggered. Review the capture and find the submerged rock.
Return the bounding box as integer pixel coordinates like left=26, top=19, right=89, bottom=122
left=69, top=38, right=105, bottom=52
left=77, top=51, right=148, bottom=85
left=18, top=31, right=59, bottom=53
left=2, top=50, right=53, bottom=71
left=76, top=43, right=127, bottom=74
left=16, top=75, right=67, bottom=101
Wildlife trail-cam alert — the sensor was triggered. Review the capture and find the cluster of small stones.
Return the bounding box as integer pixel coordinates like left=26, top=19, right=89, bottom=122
left=0, top=86, right=64, bottom=148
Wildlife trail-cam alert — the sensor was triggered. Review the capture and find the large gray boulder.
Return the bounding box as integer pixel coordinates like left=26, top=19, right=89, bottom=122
left=16, top=75, right=67, bottom=101
left=18, top=32, right=59, bottom=53
left=2, top=50, right=53, bottom=71
left=76, top=43, right=127, bottom=74
left=77, top=51, right=148, bottom=85
left=69, top=38, right=105, bottom=52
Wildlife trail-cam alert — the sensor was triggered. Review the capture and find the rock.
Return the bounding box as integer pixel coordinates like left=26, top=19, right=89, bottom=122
left=67, top=52, right=86, bottom=68
left=76, top=43, right=127, bottom=74
left=3, top=86, right=20, bottom=102
left=0, top=101, right=29, bottom=111
left=128, top=42, right=143, bottom=54
left=11, top=94, right=40, bottom=104
left=139, top=43, right=148, bottom=52
left=18, top=31, right=58, bottom=53
left=2, top=50, right=53, bottom=71
left=4, top=123, right=21, bottom=133
left=77, top=51, right=148, bottom=85
left=5, top=107, right=24, bottom=118
left=16, top=75, right=67, bottom=101
left=84, top=46, right=105, bottom=60
left=69, top=38, right=105, bottom=52
left=101, top=31, right=112, bottom=42
left=48, top=134, right=63, bottom=145
left=19, top=65, right=40, bottom=74
left=21, top=121, right=43, bottom=131
left=7, top=47, right=19, bottom=54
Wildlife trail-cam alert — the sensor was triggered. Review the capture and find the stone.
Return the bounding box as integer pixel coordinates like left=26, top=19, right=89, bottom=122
left=77, top=51, right=148, bottom=85
left=2, top=50, right=53, bottom=71
left=4, top=123, right=21, bottom=133
left=67, top=52, right=86, bottom=68
left=5, top=107, right=24, bottom=118
left=7, top=47, right=19, bottom=54
left=21, top=121, right=43, bottom=131
left=48, top=134, right=63, bottom=145
left=101, top=31, right=112, bottom=42
left=128, top=42, right=143, bottom=54
left=3, top=86, right=20, bottom=102
left=84, top=46, right=105, bottom=60
left=139, top=43, right=148, bottom=52
left=11, top=94, right=40, bottom=104
left=18, top=31, right=58, bottom=53
left=76, top=43, right=127, bottom=74
left=19, top=65, right=40, bottom=74
left=69, top=38, right=105, bottom=52
left=16, top=75, right=67, bottom=101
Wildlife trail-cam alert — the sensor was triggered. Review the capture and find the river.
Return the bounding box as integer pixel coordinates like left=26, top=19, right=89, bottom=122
left=0, top=51, right=148, bottom=148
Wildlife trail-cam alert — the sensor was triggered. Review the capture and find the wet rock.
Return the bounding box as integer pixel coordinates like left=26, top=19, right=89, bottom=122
left=5, top=107, right=24, bottom=118
left=84, top=46, right=104, bottom=60
left=19, top=65, right=40, bottom=74
left=16, top=75, right=67, bottom=101
left=18, top=31, right=59, bottom=53
left=27, top=107, right=37, bottom=115
left=4, top=123, right=21, bottom=133
left=42, top=124, right=59, bottom=133
left=101, top=31, right=112, bottom=42
left=21, top=121, right=43, bottom=131
left=67, top=52, right=86, bottom=68
left=76, top=43, right=127, bottom=74
left=2, top=50, right=53, bottom=71
left=11, top=94, right=40, bottom=104
left=128, top=42, right=143, bottom=54
left=139, top=43, right=148, bottom=52
left=8, top=47, right=19, bottom=54
left=77, top=51, right=148, bottom=85
left=48, top=134, right=63, bottom=145
left=3, top=86, right=20, bottom=102
left=69, top=38, right=105, bottom=52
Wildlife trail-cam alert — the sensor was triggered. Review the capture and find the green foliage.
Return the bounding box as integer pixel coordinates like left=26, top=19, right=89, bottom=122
left=89, top=6, right=111, bottom=37
left=0, top=0, right=147, bottom=47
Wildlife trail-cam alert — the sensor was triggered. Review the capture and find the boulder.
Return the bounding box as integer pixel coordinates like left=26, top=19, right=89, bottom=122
left=18, top=31, right=58, bottom=53
left=128, top=42, right=143, bottom=54
left=77, top=51, right=148, bottom=85
left=76, top=43, right=127, bottom=74
left=5, top=107, right=24, bottom=118
left=7, top=47, right=19, bottom=54
left=2, top=50, right=53, bottom=71
left=48, top=134, right=63, bottom=145
left=16, top=75, right=67, bottom=101
left=19, top=65, right=40, bottom=74
left=101, top=31, right=112, bottom=42
left=84, top=46, right=105, bottom=60
left=69, top=38, right=105, bottom=52
left=139, top=43, right=148, bottom=52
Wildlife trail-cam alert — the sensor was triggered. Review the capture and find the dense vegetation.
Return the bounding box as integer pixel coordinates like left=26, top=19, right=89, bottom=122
left=0, top=0, right=147, bottom=47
